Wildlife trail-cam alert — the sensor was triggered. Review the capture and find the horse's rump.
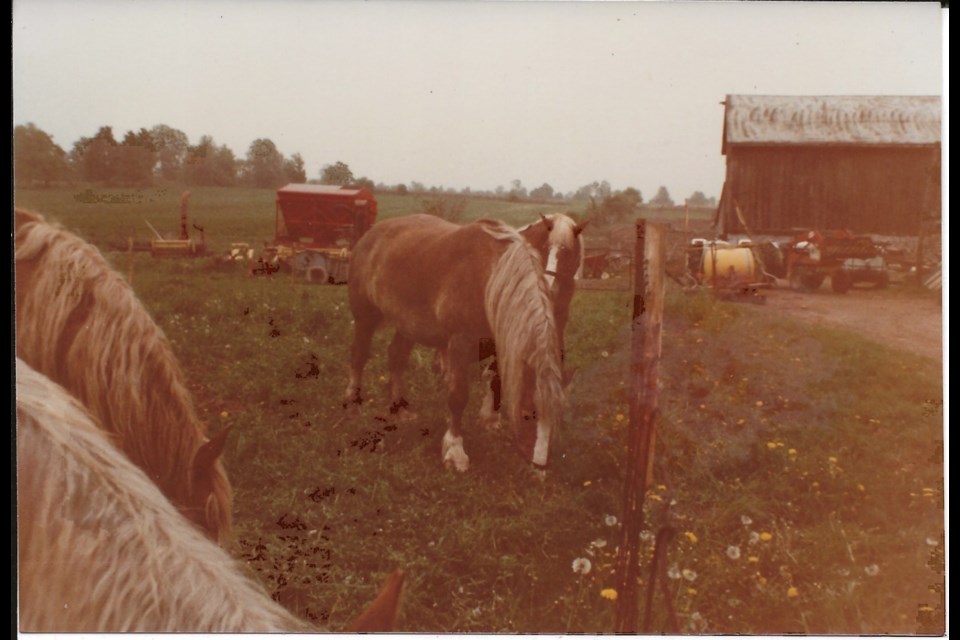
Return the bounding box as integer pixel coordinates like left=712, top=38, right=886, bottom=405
left=14, top=208, right=231, bottom=540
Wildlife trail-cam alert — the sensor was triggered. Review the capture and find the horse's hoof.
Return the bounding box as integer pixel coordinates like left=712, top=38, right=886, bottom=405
left=441, top=433, right=470, bottom=472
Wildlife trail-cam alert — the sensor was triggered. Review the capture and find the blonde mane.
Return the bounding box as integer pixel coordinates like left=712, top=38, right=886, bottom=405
left=14, top=209, right=232, bottom=540
left=482, top=228, right=566, bottom=447
left=16, top=358, right=308, bottom=633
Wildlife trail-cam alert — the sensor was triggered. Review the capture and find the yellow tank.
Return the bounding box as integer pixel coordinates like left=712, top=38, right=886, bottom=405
left=701, top=246, right=758, bottom=282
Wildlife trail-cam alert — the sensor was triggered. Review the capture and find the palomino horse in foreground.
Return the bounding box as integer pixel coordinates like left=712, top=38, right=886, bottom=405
left=476, top=213, right=586, bottom=429
left=16, top=358, right=403, bottom=632
left=344, top=214, right=566, bottom=471
left=14, top=209, right=232, bottom=542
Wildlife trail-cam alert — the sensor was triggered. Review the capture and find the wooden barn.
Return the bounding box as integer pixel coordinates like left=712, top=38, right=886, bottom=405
left=715, top=95, right=941, bottom=237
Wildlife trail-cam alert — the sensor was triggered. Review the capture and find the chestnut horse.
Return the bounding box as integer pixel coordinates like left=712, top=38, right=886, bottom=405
left=14, top=209, right=231, bottom=542
left=476, top=213, right=586, bottom=429
left=344, top=214, right=566, bottom=470
left=16, top=358, right=403, bottom=632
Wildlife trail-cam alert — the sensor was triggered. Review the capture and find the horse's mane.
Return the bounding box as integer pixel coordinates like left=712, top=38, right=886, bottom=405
left=14, top=209, right=231, bottom=540
left=16, top=358, right=308, bottom=632
left=481, top=224, right=566, bottom=439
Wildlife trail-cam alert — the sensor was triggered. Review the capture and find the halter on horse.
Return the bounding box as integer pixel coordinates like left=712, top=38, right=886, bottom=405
left=344, top=214, right=566, bottom=470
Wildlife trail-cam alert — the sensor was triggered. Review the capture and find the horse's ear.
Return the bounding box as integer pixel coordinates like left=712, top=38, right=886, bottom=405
left=346, top=569, right=405, bottom=632
left=192, top=425, right=232, bottom=485
left=539, top=213, right=554, bottom=231
left=574, top=220, right=589, bottom=236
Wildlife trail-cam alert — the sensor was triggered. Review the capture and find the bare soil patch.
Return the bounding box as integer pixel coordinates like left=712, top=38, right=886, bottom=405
left=754, top=285, right=943, bottom=361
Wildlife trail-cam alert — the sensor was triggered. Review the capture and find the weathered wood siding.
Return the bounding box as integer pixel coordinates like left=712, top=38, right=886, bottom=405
left=719, top=145, right=940, bottom=235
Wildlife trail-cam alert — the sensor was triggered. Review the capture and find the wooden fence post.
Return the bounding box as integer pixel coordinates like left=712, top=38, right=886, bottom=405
left=614, top=219, right=666, bottom=633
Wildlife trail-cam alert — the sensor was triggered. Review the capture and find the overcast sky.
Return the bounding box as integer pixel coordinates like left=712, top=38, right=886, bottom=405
left=12, top=1, right=945, bottom=200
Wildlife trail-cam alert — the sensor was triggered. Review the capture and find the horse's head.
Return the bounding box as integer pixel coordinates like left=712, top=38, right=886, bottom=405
left=183, top=426, right=234, bottom=542
left=535, top=213, right=587, bottom=293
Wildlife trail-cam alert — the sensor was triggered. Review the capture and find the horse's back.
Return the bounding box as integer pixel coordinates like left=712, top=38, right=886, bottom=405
left=349, top=215, right=508, bottom=344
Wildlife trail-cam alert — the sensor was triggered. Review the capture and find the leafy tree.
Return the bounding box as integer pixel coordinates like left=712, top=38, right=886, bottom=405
left=244, top=138, right=286, bottom=188
left=509, top=179, right=527, bottom=200
left=150, top=124, right=189, bottom=182
left=650, top=185, right=675, bottom=207
left=685, top=191, right=712, bottom=207
left=352, top=176, right=375, bottom=191
left=114, top=128, right=157, bottom=186
left=320, top=161, right=354, bottom=186
left=14, top=123, right=71, bottom=187
left=282, top=152, right=307, bottom=184
left=185, top=135, right=237, bottom=186
left=71, top=126, right=118, bottom=183
left=529, top=183, right=555, bottom=200
left=396, top=183, right=408, bottom=195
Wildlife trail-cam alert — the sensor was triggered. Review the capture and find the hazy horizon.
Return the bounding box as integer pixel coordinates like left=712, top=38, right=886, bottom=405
left=13, top=1, right=945, bottom=200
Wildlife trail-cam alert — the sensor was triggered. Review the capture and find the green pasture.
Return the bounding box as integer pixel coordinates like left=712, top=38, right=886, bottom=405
left=14, top=188, right=945, bottom=634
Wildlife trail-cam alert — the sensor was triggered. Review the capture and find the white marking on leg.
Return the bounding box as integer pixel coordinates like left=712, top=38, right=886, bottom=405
left=532, top=420, right=551, bottom=467
left=441, top=430, right=470, bottom=472
left=478, top=369, right=501, bottom=431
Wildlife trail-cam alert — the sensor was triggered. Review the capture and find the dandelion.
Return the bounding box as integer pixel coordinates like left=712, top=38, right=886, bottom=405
left=583, top=480, right=592, bottom=487
left=747, top=556, right=759, bottom=563
left=740, top=515, right=753, bottom=526
left=220, top=411, right=229, bottom=418
left=828, top=456, right=838, bottom=463
left=571, top=558, right=592, bottom=575
left=788, top=448, right=797, bottom=456
left=759, top=532, right=773, bottom=542
left=766, top=442, right=778, bottom=449
left=682, top=569, right=698, bottom=581
left=615, top=414, right=625, bottom=423
left=684, top=531, right=698, bottom=544
left=667, top=564, right=681, bottom=580
left=726, top=545, right=742, bottom=560
left=787, top=586, right=799, bottom=598
left=755, top=400, right=764, bottom=407
left=600, top=588, right=618, bottom=601
left=864, top=564, right=880, bottom=577
left=687, top=587, right=698, bottom=595
left=604, top=515, right=618, bottom=527
left=601, top=350, right=609, bottom=358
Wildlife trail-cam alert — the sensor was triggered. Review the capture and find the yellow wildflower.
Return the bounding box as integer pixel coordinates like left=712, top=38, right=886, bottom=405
left=687, top=588, right=698, bottom=595
left=220, top=411, right=229, bottom=418
left=600, top=588, right=618, bottom=601
left=766, top=442, right=778, bottom=449
left=787, top=586, right=799, bottom=598
left=615, top=414, right=625, bottom=423
left=583, top=480, right=592, bottom=487
left=759, top=532, right=773, bottom=542
left=747, top=556, right=759, bottom=563
left=684, top=531, right=698, bottom=544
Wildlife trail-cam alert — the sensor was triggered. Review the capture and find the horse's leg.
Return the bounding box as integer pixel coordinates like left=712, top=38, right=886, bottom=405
left=343, top=312, right=379, bottom=409
left=441, top=336, right=473, bottom=472
left=387, top=331, right=417, bottom=421
left=478, top=358, right=502, bottom=431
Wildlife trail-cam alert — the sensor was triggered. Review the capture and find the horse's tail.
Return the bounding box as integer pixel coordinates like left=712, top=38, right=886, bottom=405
left=484, top=235, right=566, bottom=464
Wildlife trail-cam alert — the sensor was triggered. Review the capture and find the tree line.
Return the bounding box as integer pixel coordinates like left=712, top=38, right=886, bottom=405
left=14, top=122, right=715, bottom=219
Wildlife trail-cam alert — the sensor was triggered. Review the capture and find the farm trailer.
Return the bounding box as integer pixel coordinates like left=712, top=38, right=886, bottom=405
left=265, top=184, right=378, bottom=284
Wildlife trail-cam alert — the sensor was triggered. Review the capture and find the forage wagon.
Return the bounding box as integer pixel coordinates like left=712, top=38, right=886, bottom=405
left=264, top=184, right=378, bottom=284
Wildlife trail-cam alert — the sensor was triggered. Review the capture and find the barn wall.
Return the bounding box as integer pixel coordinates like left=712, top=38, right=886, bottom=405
left=719, top=145, right=940, bottom=236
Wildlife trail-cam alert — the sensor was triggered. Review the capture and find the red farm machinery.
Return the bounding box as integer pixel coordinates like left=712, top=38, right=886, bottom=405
left=264, top=184, right=378, bottom=284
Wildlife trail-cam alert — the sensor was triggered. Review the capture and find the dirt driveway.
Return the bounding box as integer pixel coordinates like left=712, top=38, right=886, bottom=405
left=756, top=285, right=944, bottom=362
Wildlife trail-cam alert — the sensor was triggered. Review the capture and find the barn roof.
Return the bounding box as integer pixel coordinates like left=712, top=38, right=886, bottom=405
left=722, top=95, right=941, bottom=151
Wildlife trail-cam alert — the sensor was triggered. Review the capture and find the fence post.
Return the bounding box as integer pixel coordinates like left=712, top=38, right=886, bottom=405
left=614, top=219, right=666, bottom=633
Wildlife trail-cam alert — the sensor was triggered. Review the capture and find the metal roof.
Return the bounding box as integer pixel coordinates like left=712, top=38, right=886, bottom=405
left=722, top=95, right=941, bottom=150
left=277, top=183, right=370, bottom=198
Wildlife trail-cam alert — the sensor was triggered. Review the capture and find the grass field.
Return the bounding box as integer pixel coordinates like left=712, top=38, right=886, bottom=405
left=14, top=187, right=945, bottom=633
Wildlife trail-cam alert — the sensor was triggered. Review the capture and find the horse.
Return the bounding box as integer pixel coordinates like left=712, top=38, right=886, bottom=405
left=476, top=213, right=586, bottom=429
left=16, top=358, right=403, bottom=632
left=14, top=208, right=232, bottom=542
left=343, top=214, right=566, bottom=471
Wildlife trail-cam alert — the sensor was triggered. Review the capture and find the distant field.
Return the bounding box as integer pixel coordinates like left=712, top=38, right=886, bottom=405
left=13, top=186, right=944, bottom=634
